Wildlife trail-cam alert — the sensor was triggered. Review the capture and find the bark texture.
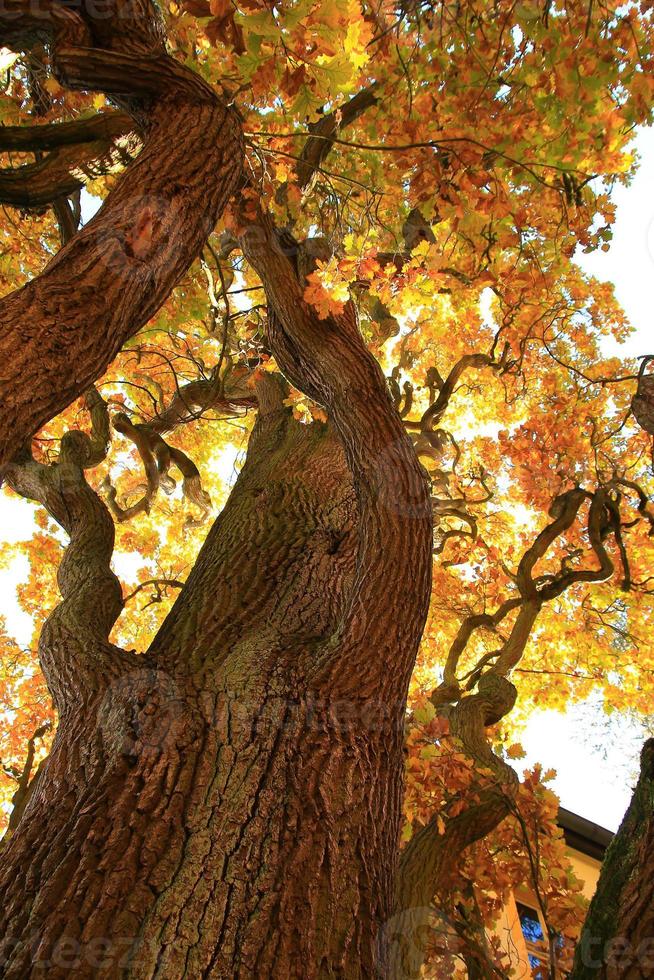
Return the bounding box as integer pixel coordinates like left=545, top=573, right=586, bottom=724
left=570, top=739, right=654, bottom=980
left=0, top=210, right=432, bottom=976
left=0, top=0, right=243, bottom=467
left=0, top=113, right=137, bottom=208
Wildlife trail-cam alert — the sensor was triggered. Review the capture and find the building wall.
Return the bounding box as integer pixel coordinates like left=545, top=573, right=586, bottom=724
left=566, top=846, right=601, bottom=901
left=494, top=844, right=602, bottom=978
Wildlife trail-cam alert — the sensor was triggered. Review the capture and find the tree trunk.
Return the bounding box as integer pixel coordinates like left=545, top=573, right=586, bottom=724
left=0, top=11, right=433, bottom=955
left=570, top=739, right=654, bottom=980
left=0, top=364, right=431, bottom=977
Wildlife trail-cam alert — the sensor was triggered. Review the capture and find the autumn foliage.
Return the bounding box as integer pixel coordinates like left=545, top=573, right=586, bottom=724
left=2, top=0, right=654, bottom=975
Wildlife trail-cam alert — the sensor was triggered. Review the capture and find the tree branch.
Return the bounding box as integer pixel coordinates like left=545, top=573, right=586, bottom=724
left=392, top=675, right=519, bottom=975
left=430, top=487, right=618, bottom=698
left=2, top=404, right=136, bottom=712
left=3, top=723, right=52, bottom=836
left=631, top=356, right=654, bottom=437
left=123, top=578, right=185, bottom=605
left=0, top=128, right=138, bottom=208
left=142, top=372, right=257, bottom=436
left=238, top=212, right=433, bottom=699
left=296, top=85, right=379, bottom=190
left=0, top=111, right=134, bottom=153
left=102, top=411, right=213, bottom=527
left=0, top=1, right=243, bottom=466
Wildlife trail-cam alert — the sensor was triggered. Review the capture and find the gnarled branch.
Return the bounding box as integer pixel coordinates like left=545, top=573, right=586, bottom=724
left=0, top=138, right=134, bottom=209
left=102, top=411, right=212, bottom=527
left=392, top=675, right=519, bottom=976
left=2, top=397, right=136, bottom=712
left=2, top=723, right=52, bottom=837
left=296, top=85, right=379, bottom=190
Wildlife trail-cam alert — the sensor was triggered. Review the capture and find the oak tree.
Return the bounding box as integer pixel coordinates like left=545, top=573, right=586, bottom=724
left=1, top=0, right=654, bottom=976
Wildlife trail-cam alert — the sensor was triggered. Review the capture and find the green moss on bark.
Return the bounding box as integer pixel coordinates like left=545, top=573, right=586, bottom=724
left=570, top=739, right=654, bottom=979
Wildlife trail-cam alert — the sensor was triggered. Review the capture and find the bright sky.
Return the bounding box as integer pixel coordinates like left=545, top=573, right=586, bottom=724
left=2, top=129, right=654, bottom=834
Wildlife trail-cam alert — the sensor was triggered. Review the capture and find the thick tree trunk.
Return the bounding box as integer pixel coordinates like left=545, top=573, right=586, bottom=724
left=570, top=739, right=654, bottom=980
left=0, top=367, right=431, bottom=977
left=0, top=13, right=432, bottom=957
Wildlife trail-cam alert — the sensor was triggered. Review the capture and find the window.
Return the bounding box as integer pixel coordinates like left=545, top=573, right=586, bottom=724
left=517, top=902, right=548, bottom=978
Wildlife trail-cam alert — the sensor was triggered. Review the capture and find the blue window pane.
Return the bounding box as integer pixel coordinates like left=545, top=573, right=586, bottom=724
left=517, top=903, right=545, bottom=944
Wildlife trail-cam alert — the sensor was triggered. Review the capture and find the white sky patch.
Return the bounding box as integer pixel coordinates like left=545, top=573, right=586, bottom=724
left=112, top=550, right=148, bottom=583
left=0, top=49, right=18, bottom=73
left=1, top=493, right=39, bottom=543
left=213, top=439, right=247, bottom=489
left=518, top=703, right=644, bottom=832
left=0, top=495, right=40, bottom=645
left=574, top=126, right=654, bottom=357
left=0, top=551, right=33, bottom=647
left=80, top=188, right=102, bottom=226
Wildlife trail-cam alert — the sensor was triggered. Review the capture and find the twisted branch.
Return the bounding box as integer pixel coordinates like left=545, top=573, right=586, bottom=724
left=296, top=85, right=379, bottom=190
left=2, top=393, right=135, bottom=713
left=1, top=723, right=52, bottom=837
left=102, top=411, right=212, bottom=527
left=393, top=675, right=519, bottom=975
left=0, top=116, right=138, bottom=208
left=394, top=482, right=633, bottom=975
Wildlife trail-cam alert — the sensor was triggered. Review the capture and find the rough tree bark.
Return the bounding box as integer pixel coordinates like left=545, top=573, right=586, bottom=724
left=0, top=197, right=432, bottom=978
left=0, top=0, right=243, bottom=467
left=570, top=739, right=654, bottom=980
left=0, top=0, right=644, bottom=977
